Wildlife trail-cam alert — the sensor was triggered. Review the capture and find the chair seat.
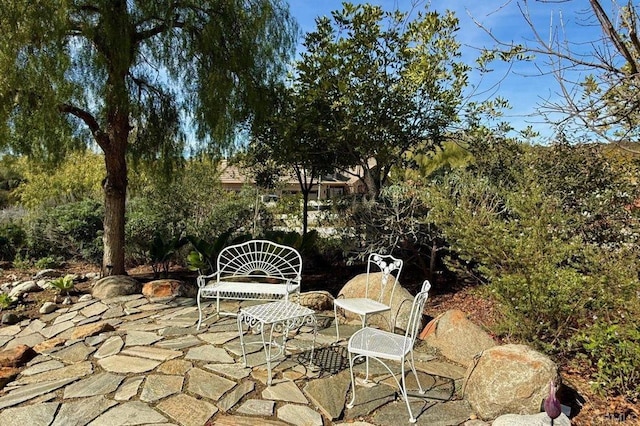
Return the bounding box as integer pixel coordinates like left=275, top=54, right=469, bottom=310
left=334, top=297, right=390, bottom=316
left=348, top=327, right=411, bottom=362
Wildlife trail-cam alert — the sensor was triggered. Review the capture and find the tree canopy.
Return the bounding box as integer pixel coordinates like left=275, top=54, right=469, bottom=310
left=292, top=2, right=470, bottom=198
left=0, top=0, right=296, bottom=274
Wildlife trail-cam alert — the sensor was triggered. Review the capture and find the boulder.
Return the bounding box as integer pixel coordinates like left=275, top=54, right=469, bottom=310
left=142, top=279, right=196, bottom=298
left=337, top=272, right=414, bottom=332
left=463, top=344, right=558, bottom=420
left=420, top=309, right=496, bottom=366
left=92, top=275, right=141, bottom=299
left=299, top=291, right=334, bottom=311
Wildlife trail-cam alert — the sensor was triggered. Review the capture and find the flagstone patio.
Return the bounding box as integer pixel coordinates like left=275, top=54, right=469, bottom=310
left=0, top=295, right=476, bottom=425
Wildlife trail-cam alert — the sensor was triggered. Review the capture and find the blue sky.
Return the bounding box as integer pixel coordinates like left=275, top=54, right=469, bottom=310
left=288, top=0, right=596, bottom=141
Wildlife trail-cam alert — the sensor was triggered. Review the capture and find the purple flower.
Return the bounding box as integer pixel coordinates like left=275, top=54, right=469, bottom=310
left=544, top=380, right=562, bottom=420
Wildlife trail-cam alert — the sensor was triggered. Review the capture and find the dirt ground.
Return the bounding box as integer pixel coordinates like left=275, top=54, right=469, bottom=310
left=1, top=261, right=638, bottom=425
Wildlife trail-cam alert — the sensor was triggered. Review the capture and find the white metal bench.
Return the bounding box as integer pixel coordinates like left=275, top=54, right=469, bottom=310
left=196, top=239, right=303, bottom=329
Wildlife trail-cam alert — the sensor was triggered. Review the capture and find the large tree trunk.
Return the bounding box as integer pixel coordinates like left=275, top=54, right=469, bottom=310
left=102, top=143, right=128, bottom=276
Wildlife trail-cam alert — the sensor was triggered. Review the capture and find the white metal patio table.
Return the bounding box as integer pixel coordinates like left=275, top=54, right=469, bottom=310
left=236, top=300, right=317, bottom=385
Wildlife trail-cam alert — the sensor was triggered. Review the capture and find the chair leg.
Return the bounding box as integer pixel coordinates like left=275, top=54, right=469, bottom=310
left=401, top=359, right=417, bottom=423
left=334, top=304, right=341, bottom=342
left=408, top=350, right=425, bottom=395
left=346, top=352, right=357, bottom=409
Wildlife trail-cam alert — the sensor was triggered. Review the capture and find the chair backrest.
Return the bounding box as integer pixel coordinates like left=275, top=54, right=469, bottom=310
left=404, top=280, right=431, bottom=344
left=365, top=253, right=403, bottom=303
left=216, top=239, right=302, bottom=283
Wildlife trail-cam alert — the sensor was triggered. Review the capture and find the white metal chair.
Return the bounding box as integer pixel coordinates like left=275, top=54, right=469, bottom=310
left=334, top=253, right=403, bottom=340
left=346, top=280, right=431, bottom=423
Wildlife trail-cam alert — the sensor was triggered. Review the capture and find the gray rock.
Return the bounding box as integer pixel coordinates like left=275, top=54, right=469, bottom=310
left=217, top=380, right=255, bottom=412
left=8, top=281, right=40, bottom=298
left=463, top=344, right=558, bottom=420
left=92, top=275, right=141, bottom=300
left=2, top=313, right=20, bottom=325
left=262, top=380, right=308, bottom=403
left=39, top=302, right=57, bottom=314
left=156, top=394, right=218, bottom=426
left=140, top=374, right=184, bottom=402
left=77, top=294, right=94, bottom=302
left=88, top=401, right=168, bottom=426
left=187, top=368, right=236, bottom=400
left=0, top=377, right=77, bottom=410
left=34, top=269, right=61, bottom=279
left=63, top=372, right=125, bottom=398
left=236, top=399, right=276, bottom=416
left=52, top=395, right=117, bottom=426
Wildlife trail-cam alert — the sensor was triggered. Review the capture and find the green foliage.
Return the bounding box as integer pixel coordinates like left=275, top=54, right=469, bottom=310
left=0, top=221, right=26, bottom=261
left=16, top=152, right=104, bottom=210
left=262, top=229, right=320, bottom=256
left=0, top=155, right=25, bottom=208
left=34, top=256, right=60, bottom=269
left=25, top=199, right=103, bottom=263
left=0, top=0, right=297, bottom=274
left=186, top=232, right=233, bottom=274
left=126, top=160, right=271, bottom=267
left=290, top=2, right=471, bottom=197
left=0, top=293, right=13, bottom=310
left=423, top=137, right=640, bottom=398
left=579, top=321, right=640, bottom=399
left=12, top=253, right=32, bottom=270
left=49, top=274, right=75, bottom=295
left=149, top=234, right=188, bottom=278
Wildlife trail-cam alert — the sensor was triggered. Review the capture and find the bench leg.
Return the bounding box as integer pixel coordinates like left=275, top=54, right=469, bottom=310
left=196, top=290, right=203, bottom=330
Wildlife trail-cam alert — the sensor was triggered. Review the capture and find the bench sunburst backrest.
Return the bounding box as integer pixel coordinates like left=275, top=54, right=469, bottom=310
left=216, top=240, right=302, bottom=282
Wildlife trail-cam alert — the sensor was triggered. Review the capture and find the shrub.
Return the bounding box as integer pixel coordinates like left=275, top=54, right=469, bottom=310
left=34, top=256, right=61, bottom=269
left=0, top=221, right=26, bottom=261
left=423, top=139, right=640, bottom=398
left=24, top=199, right=103, bottom=263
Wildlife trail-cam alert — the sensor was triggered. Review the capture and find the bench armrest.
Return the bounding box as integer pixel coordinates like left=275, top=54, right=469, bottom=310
left=286, top=277, right=301, bottom=293
left=197, top=271, right=220, bottom=288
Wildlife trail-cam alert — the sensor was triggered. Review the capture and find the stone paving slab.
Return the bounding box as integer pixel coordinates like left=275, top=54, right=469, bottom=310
left=0, top=401, right=59, bottom=426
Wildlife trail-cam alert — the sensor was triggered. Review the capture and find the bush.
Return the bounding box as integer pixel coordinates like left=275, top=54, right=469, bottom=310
left=24, top=199, right=103, bottom=263
left=0, top=221, right=26, bottom=261
left=423, top=139, right=640, bottom=398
